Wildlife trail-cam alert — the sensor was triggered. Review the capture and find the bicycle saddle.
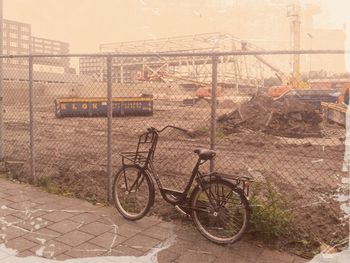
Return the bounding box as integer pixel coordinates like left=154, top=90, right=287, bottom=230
left=194, top=149, right=216, bottom=160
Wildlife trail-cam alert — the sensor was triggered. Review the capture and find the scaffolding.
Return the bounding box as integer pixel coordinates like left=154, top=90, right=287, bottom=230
left=81, top=32, right=266, bottom=88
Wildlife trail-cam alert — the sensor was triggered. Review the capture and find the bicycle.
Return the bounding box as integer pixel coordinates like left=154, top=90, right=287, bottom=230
left=112, top=125, right=253, bottom=244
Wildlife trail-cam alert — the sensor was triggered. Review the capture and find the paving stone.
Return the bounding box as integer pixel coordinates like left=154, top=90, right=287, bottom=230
left=53, top=253, right=73, bottom=261
left=122, top=234, right=161, bottom=252
left=5, top=194, right=31, bottom=203
left=97, top=213, right=127, bottom=226
left=11, top=210, right=48, bottom=221
left=7, top=201, right=38, bottom=210
left=56, top=230, right=94, bottom=247
left=65, top=203, right=97, bottom=212
left=235, top=243, right=264, bottom=261
left=5, top=236, right=37, bottom=252
left=35, top=202, right=72, bottom=211
left=29, top=240, right=72, bottom=258
left=191, top=238, right=226, bottom=255
left=70, top=212, right=101, bottom=224
left=175, top=225, right=203, bottom=242
left=21, top=228, right=61, bottom=244
left=143, top=225, right=174, bottom=240
left=158, top=221, right=176, bottom=229
left=0, top=225, right=26, bottom=240
left=0, top=206, right=17, bottom=217
left=14, top=219, right=50, bottom=232
left=130, top=216, right=161, bottom=229
left=16, top=250, right=35, bottom=258
left=109, top=245, right=144, bottom=257
left=157, top=249, right=180, bottom=263
left=65, top=242, right=106, bottom=258
left=47, top=219, right=81, bottom=234
left=55, top=198, right=86, bottom=208
left=30, top=196, right=61, bottom=205
left=89, top=232, right=127, bottom=249
left=0, top=214, right=21, bottom=224
left=1, top=189, right=24, bottom=196
left=79, top=221, right=113, bottom=236
left=175, top=249, right=217, bottom=263
left=0, top=199, right=13, bottom=207
left=165, top=239, right=193, bottom=255
left=116, top=223, right=142, bottom=238
left=41, top=211, right=75, bottom=223
left=215, top=250, right=252, bottom=263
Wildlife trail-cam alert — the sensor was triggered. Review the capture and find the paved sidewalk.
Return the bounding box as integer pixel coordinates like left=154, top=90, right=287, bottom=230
left=0, top=178, right=307, bottom=262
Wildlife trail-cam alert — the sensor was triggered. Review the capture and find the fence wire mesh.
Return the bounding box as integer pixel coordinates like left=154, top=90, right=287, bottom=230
left=0, top=51, right=348, bottom=258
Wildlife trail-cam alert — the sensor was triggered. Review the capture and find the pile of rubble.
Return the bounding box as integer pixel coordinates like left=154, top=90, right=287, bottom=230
left=218, top=93, right=322, bottom=138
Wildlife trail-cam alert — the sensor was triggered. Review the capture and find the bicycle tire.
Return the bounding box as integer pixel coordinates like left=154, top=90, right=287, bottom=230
left=113, top=166, right=154, bottom=220
left=190, top=178, right=250, bottom=244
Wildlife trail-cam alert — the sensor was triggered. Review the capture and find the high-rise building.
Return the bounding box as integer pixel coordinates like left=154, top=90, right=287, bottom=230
left=2, top=19, right=71, bottom=73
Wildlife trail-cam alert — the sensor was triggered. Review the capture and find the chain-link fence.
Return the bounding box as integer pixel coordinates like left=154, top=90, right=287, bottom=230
left=0, top=50, right=348, bottom=258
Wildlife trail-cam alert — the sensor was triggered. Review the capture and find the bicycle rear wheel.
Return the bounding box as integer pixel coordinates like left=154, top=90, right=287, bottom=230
left=190, top=179, right=250, bottom=244
left=113, top=166, right=154, bottom=220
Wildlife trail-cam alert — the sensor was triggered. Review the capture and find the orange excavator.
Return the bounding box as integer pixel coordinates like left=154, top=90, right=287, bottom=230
left=240, top=41, right=309, bottom=98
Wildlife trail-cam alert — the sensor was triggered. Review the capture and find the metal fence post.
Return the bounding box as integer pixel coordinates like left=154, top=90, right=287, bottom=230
left=29, top=56, right=36, bottom=183
left=0, top=0, right=4, bottom=161
left=210, top=55, right=218, bottom=172
left=107, top=56, right=113, bottom=202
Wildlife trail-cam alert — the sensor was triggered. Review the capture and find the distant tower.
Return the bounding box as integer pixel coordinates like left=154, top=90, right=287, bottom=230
left=287, top=0, right=301, bottom=80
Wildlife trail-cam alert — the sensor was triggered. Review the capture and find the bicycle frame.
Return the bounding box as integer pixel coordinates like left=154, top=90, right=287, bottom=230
left=145, top=154, right=207, bottom=206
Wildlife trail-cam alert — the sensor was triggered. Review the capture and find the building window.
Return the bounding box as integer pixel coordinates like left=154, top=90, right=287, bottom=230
left=10, top=32, right=18, bottom=38
left=34, top=43, right=43, bottom=47
left=10, top=24, right=18, bottom=30
left=21, top=35, right=29, bottom=40
left=21, top=26, right=29, bottom=32
left=21, top=43, right=29, bottom=49
left=10, top=41, right=18, bottom=47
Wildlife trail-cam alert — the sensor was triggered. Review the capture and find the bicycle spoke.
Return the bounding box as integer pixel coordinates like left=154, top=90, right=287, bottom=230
left=114, top=167, right=152, bottom=220
left=192, top=180, right=249, bottom=244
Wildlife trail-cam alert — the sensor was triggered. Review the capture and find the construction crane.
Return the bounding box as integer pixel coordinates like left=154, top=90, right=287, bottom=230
left=261, top=1, right=309, bottom=97
left=288, top=1, right=308, bottom=90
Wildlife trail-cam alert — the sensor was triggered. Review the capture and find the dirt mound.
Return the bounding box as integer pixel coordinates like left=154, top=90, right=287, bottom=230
left=218, top=93, right=322, bottom=138
left=218, top=99, right=237, bottom=109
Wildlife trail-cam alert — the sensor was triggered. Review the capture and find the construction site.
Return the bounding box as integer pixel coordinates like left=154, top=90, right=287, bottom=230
left=0, top=1, right=349, bottom=260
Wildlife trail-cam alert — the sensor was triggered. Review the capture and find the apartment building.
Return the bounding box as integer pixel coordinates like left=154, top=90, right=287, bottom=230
left=2, top=19, right=71, bottom=73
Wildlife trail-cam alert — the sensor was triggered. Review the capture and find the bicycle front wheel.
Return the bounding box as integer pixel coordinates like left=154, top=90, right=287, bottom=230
left=113, top=166, right=154, bottom=220
left=190, top=179, right=250, bottom=244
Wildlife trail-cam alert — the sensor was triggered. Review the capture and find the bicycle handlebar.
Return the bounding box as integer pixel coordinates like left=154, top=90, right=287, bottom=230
left=148, top=125, right=188, bottom=134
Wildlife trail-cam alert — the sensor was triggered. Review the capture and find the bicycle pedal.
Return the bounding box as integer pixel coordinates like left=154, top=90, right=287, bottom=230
left=175, top=205, right=189, bottom=216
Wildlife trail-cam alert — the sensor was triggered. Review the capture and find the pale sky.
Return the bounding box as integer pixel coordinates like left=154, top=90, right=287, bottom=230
left=3, top=0, right=350, bottom=54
